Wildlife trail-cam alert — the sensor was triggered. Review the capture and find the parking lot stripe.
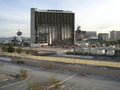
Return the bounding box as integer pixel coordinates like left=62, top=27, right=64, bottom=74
left=65, top=82, right=72, bottom=86
left=81, top=85, right=87, bottom=90
left=70, top=84, right=79, bottom=89
left=107, top=77, right=110, bottom=80
left=59, top=73, right=78, bottom=84
left=115, top=78, right=118, bottom=81
left=93, top=87, right=96, bottom=90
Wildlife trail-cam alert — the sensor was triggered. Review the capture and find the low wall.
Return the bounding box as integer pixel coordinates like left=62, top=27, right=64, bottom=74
left=11, top=58, right=120, bottom=77
left=4, top=53, right=120, bottom=68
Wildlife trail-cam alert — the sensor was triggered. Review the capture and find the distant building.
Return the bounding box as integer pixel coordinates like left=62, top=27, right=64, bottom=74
left=98, top=33, right=109, bottom=41
left=11, top=36, right=18, bottom=46
left=30, top=8, right=75, bottom=45
left=88, top=36, right=98, bottom=42
left=75, top=28, right=96, bottom=41
left=110, top=30, right=120, bottom=41
left=81, top=31, right=97, bottom=39
left=75, top=26, right=82, bottom=40
left=86, top=31, right=97, bottom=38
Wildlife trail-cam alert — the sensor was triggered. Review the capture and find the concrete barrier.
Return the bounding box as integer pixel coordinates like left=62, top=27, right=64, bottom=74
left=3, top=53, right=120, bottom=68
left=0, top=57, right=11, bottom=62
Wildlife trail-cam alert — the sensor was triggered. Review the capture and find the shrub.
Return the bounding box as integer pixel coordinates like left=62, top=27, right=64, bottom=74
left=20, top=68, right=28, bottom=79
left=16, top=47, right=23, bottom=54
left=30, top=49, right=37, bottom=55
left=48, top=76, right=60, bottom=89
left=15, top=74, right=21, bottom=78
left=45, top=63, right=54, bottom=69
left=1, top=46, right=8, bottom=52
left=17, top=61, right=24, bottom=64
left=25, top=50, right=30, bottom=55
left=7, top=45, right=15, bottom=53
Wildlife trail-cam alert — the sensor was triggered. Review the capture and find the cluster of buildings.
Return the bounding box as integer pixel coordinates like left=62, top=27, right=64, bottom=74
left=97, top=30, right=120, bottom=41
left=75, top=26, right=97, bottom=42
left=30, top=8, right=120, bottom=46
left=75, top=27, right=120, bottom=42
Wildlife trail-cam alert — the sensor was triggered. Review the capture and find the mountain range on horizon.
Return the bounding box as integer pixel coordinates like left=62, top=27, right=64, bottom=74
left=0, top=36, right=30, bottom=41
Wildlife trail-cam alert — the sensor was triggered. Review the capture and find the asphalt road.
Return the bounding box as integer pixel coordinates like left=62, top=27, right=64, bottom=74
left=0, top=60, right=120, bottom=90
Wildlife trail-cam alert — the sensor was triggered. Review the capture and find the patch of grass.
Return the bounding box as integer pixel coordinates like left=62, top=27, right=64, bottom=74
left=47, top=76, right=61, bottom=89
left=17, top=61, right=24, bottom=64
left=45, top=63, right=54, bottom=69
left=0, top=64, right=3, bottom=66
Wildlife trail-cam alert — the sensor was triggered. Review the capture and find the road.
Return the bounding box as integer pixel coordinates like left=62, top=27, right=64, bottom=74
left=0, top=60, right=120, bottom=90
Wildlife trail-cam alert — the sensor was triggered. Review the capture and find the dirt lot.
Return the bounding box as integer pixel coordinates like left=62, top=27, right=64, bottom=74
left=0, top=73, right=12, bottom=81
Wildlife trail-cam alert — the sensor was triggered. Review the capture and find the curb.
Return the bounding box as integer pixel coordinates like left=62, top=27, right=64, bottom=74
left=0, top=74, right=30, bottom=89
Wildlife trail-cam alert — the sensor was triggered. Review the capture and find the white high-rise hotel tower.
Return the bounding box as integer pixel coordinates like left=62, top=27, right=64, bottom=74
left=110, top=30, right=120, bottom=41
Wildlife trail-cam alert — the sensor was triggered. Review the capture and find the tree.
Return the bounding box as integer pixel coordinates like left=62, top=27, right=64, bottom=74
left=110, top=41, right=115, bottom=45
left=1, top=46, right=8, bottom=52
left=25, top=50, right=30, bottom=55
left=105, top=41, right=110, bottom=46
left=114, top=41, right=118, bottom=45
left=16, top=47, right=23, bottom=54
left=7, top=45, right=15, bottom=53
left=99, top=41, right=103, bottom=46
left=117, top=40, right=120, bottom=44
left=30, top=49, right=37, bottom=55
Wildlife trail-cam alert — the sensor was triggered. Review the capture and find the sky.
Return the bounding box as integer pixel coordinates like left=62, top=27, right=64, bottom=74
left=0, top=0, right=120, bottom=37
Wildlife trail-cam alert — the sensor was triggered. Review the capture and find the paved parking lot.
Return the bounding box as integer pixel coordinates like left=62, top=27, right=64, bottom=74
left=60, top=73, right=120, bottom=90
left=0, top=78, right=22, bottom=87
left=62, top=83, right=99, bottom=90
left=62, top=81, right=120, bottom=90
left=0, top=63, right=23, bottom=88
left=85, top=74, right=120, bottom=82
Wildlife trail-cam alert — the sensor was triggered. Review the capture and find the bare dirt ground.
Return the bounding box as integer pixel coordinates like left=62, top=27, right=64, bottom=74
left=0, top=73, right=12, bottom=81
left=0, top=64, right=12, bottom=81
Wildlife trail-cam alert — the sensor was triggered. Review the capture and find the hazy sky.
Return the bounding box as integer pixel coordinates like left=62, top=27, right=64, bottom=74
left=0, top=0, right=120, bottom=37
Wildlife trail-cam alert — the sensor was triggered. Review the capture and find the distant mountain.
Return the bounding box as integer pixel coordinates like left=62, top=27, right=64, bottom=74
left=0, top=37, right=30, bottom=41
